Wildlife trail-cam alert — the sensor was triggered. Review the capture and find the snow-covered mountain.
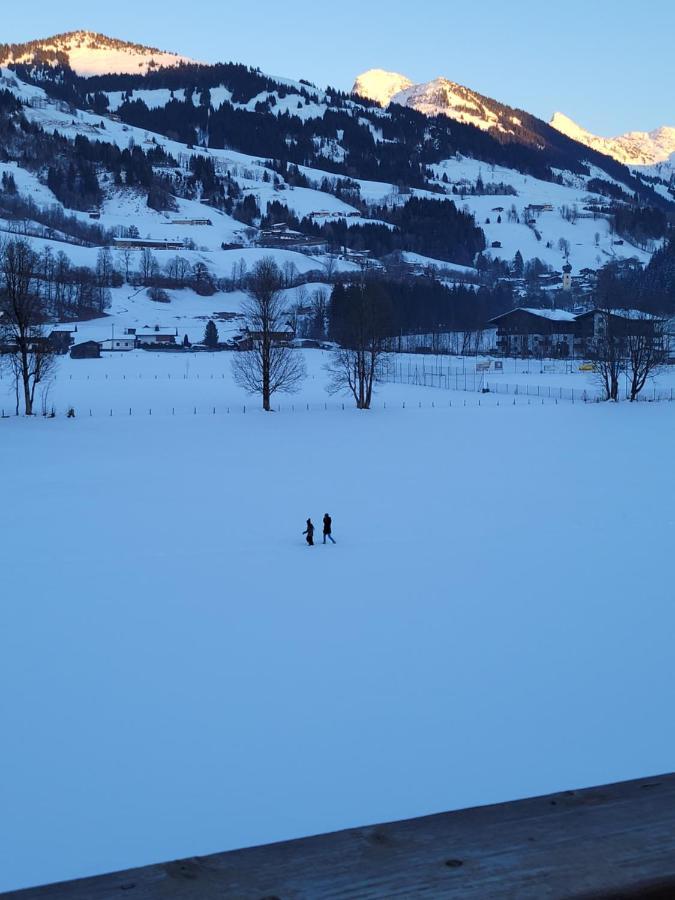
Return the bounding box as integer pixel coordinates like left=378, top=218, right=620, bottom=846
left=352, top=69, right=414, bottom=106
left=0, top=31, right=192, bottom=76
left=353, top=69, right=523, bottom=134
left=0, top=34, right=669, bottom=304
left=549, top=112, right=675, bottom=167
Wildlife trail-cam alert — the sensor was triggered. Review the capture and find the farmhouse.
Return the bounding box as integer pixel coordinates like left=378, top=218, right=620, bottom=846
left=525, top=204, right=554, bottom=214
left=48, top=326, right=77, bottom=354
left=258, top=224, right=326, bottom=250
left=233, top=324, right=295, bottom=350
left=490, top=307, right=666, bottom=358
left=113, top=238, right=186, bottom=251
left=574, top=309, right=664, bottom=355
left=490, top=308, right=578, bottom=357
left=135, top=326, right=178, bottom=346
left=169, top=218, right=212, bottom=226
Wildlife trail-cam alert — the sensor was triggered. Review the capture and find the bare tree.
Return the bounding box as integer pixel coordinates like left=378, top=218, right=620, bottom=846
left=117, top=248, right=132, bottom=283
left=232, top=257, right=306, bottom=411
left=325, top=282, right=391, bottom=409
left=308, top=287, right=328, bottom=340
left=165, top=254, right=190, bottom=288
left=138, top=248, right=158, bottom=286
left=0, top=239, right=57, bottom=415
left=589, top=308, right=625, bottom=401
left=625, top=314, right=666, bottom=401
left=95, top=247, right=113, bottom=312
left=558, top=237, right=571, bottom=258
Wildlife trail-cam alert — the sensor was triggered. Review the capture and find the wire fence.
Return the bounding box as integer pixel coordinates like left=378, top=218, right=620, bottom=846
left=380, top=360, right=675, bottom=403
left=380, top=360, right=487, bottom=391
left=1, top=394, right=581, bottom=420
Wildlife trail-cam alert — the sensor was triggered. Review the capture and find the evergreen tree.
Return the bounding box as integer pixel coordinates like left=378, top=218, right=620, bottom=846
left=204, top=319, right=219, bottom=348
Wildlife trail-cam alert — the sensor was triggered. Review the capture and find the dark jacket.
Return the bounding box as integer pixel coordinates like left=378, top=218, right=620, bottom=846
left=303, top=520, right=314, bottom=537
left=323, top=515, right=332, bottom=535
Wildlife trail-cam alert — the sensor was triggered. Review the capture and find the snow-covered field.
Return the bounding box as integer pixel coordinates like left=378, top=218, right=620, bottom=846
left=1, top=356, right=674, bottom=892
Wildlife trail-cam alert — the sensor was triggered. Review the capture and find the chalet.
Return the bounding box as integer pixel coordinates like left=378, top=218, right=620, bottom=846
left=135, top=326, right=178, bottom=346
left=113, top=238, right=186, bottom=251
left=258, top=225, right=326, bottom=250
left=233, top=324, right=295, bottom=350
left=489, top=308, right=578, bottom=357
left=574, top=309, right=664, bottom=355
left=490, top=307, right=666, bottom=358
left=70, top=340, right=101, bottom=359
left=48, top=326, right=77, bottom=354
left=491, top=241, right=502, bottom=249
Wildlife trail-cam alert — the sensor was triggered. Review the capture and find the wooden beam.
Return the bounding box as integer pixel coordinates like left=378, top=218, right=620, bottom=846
left=6, top=773, right=675, bottom=899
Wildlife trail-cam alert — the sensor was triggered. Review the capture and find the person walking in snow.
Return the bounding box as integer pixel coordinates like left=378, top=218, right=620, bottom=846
left=323, top=513, right=336, bottom=544
left=303, top=518, right=315, bottom=546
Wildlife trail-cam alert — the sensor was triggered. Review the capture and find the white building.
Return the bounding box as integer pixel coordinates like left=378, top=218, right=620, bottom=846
left=135, top=327, right=178, bottom=346
left=100, top=336, right=135, bottom=351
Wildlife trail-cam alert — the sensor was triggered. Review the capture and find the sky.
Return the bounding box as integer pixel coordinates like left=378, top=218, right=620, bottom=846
left=2, top=0, right=673, bottom=135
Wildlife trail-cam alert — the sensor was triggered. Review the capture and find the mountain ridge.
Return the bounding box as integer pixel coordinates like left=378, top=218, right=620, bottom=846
left=549, top=111, right=675, bottom=167
left=0, top=30, right=192, bottom=76
left=353, top=68, right=675, bottom=171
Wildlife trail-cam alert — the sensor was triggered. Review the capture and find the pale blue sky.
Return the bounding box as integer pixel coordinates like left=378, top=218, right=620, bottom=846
left=3, top=0, right=673, bottom=135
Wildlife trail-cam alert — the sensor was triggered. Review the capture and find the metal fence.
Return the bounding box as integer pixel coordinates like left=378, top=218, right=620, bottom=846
left=380, top=360, right=674, bottom=403
left=380, top=360, right=486, bottom=392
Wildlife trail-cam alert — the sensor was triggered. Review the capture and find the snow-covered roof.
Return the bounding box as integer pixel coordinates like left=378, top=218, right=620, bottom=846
left=579, top=308, right=662, bottom=321
left=136, top=328, right=177, bottom=337
left=520, top=308, right=577, bottom=322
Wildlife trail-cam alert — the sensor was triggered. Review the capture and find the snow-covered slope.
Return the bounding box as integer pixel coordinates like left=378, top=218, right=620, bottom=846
left=353, top=70, right=522, bottom=134
left=393, top=78, right=508, bottom=132
left=352, top=69, right=414, bottom=106
left=550, top=112, right=675, bottom=167
left=0, top=31, right=191, bottom=76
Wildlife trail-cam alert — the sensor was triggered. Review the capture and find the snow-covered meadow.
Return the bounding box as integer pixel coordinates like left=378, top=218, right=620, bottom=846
left=1, top=351, right=674, bottom=892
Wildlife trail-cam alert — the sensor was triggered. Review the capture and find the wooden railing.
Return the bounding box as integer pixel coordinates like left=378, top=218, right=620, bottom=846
left=6, top=773, right=675, bottom=899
